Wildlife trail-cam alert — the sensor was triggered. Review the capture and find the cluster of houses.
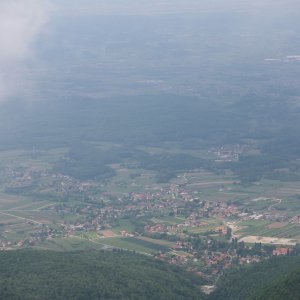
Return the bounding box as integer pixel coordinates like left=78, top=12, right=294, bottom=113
left=3, top=167, right=94, bottom=199
left=0, top=162, right=299, bottom=282
left=209, top=144, right=249, bottom=163
left=0, top=240, right=13, bottom=250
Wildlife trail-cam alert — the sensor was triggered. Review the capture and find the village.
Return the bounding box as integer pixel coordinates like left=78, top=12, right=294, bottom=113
left=0, top=162, right=299, bottom=281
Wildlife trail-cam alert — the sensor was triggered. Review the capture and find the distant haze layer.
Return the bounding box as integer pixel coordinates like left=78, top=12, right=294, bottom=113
left=56, top=0, right=300, bottom=15
left=0, top=0, right=50, bottom=101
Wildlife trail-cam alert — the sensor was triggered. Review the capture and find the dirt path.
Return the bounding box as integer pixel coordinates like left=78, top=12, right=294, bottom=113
left=0, top=211, right=43, bottom=225
left=36, top=203, right=57, bottom=210
left=268, top=198, right=282, bottom=210
left=11, top=201, right=48, bottom=210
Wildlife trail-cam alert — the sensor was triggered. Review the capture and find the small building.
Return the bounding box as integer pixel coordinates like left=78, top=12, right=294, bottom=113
left=272, top=247, right=291, bottom=256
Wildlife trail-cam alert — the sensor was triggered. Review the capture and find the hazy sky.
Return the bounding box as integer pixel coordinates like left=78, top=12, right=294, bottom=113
left=0, top=0, right=50, bottom=100
left=0, top=0, right=299, bottom=101
left=55, top=0, right=300, bottom=15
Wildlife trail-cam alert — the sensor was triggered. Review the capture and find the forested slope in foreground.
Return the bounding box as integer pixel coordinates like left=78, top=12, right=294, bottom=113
left=255, top=268, right=300, bottom=300
left=0, top=250, right=205, bottom=300
left=209, top=256, right=300, bottom=300
left=1, top=250, right=299, bottom=300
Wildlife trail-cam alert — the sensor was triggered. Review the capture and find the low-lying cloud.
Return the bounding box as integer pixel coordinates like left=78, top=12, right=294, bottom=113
left=0, top=0, right=50, bottom=101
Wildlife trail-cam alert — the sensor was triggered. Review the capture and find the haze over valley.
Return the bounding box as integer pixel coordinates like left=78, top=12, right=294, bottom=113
left=0, top=1, right=300, bottom=299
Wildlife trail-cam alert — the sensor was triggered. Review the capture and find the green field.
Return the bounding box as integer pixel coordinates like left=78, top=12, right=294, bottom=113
left=237, top=220, right=300, bottom=239
left=111, top=219, right=136, bottom=234
left=97, top=237, right=170, bottom=254
left=39, top=237, right=103, bottom=251
left=151, top=216, right=183, bottom=225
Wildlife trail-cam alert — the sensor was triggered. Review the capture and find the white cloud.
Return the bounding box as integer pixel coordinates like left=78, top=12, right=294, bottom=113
left=0, top=0, right=50, bottom=101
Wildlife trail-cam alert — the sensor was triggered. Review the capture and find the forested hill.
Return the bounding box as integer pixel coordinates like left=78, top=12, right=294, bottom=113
left=0, top=250, right=204, bottom=300
left=0, top=244, right=299, bottom=300
left=255, top=268, right=300, bottom=300
left=209, top=256, right=300, bottom=300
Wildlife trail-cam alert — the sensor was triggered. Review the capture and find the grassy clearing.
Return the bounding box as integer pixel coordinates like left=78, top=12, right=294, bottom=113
left=99, top=237, right=167, bottom=254
left=237, top=220, right=271, bottom=236
left=238, top=221, right=300, bottom=238
left=188, top=219, right=222, bottom=233
left=2, top=224, right=40, bottom=243
left=125, top=237, right=170, bottom=252
left=276, top=197, right=300, bottom=213
left=0, top=148, right=67, bottom=167
left=0, top=193, right=33, bottom=210
left=151, top=216, right=183, bottom=225
left=103, top=168, right=161, bottom=194
left=40, top=237, right=102, bottom=251
left=0, top=214, right=22, bottom=225
left=136, top=236, right=174, bottom=247
left=111, top=219, right=135, bottom=234
left=187, top=225, right=216, bottom=234
left=245, top=200, right=274, bottom=210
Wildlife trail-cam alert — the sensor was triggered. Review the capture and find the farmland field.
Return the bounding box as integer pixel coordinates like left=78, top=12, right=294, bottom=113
left=98, top=237, right=169, bottom=254
left=236, top=220, right=300, bottom=244
left=0, top=147, right=299, bottom=252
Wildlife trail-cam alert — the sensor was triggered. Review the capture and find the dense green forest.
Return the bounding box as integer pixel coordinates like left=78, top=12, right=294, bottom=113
left=1, top=250, right=299, bottom=300
left=209, top=256, right=300, bottom=300
left=0, top=250, right=204, bottom=300
left=255, top=268, right=300, bottom=300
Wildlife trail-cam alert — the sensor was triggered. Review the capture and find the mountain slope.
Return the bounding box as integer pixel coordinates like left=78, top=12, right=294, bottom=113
left=0, top=250, right=204, bottom=300
left=209, top=256, right=300, bottom=300
left=255, top=268, right=300, bottom=300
